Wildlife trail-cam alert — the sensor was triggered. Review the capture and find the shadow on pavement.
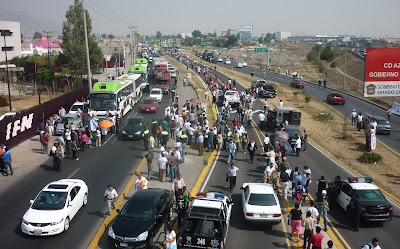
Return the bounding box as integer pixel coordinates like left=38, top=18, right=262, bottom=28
left=87, top=211, right=106, bottom=218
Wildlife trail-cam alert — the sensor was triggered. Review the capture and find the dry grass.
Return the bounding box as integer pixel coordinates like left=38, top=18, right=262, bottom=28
left=186, top=51, right=400, bottom=199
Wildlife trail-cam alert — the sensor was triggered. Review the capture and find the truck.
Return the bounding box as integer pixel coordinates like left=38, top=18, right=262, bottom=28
left=273, top=106, right=302, bottom=126
left=177, top=192, right=233, bottom=249
left=224, top=90, right=240, bottom=107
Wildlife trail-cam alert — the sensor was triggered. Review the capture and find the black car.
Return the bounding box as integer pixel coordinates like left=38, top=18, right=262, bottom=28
left=251, top=79, right=277, bottom=98
left=108, top=189, right=174, bottom=248
left=121, top=116, right=146, bottom=140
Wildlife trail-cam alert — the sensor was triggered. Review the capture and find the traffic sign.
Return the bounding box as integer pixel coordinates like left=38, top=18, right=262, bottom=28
left=254, top=48, right=268, bottom=53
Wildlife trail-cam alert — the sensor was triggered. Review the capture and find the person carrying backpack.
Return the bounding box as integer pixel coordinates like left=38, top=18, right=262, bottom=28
left=293, top=181, right=305, bottom=207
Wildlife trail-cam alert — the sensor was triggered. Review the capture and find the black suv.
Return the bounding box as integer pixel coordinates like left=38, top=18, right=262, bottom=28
left=251, top=79, right=277, bottom=98
left=108, top=189, right=173, bottom=248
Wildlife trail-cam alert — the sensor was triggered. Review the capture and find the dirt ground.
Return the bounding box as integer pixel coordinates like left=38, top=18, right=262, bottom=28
left=185, top=51, right=400, bottom=200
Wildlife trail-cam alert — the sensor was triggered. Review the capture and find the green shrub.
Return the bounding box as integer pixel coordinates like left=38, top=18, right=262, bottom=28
left=293, top=92, right=298, bottom=99
left=358, top=152, right=383, bottom=164
left=314, top=112, right=334, bottom=122
left=305, top=96, right=311, bottom=104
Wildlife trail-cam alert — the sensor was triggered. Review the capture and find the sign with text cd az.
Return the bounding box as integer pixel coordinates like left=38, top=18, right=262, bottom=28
left=254, top=48, right=268, bottom=53
left=364, top=48, right=400, bottom=97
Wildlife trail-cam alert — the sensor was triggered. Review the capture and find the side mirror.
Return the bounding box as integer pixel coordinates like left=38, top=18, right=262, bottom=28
left=30, top=200, right=34, bottom=205
left=157, top=214, right=163, bottom=219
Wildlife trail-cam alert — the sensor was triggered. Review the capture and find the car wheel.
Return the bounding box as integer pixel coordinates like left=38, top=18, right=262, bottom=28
left=83, top=193, right=88, bottom=206
left=342, top=102, right=345, bottom=105
left=64, top=217, right=70, bottom=231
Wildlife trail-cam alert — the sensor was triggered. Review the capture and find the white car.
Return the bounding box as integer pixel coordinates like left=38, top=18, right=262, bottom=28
left=241, top=183, right=281, bottom=224
left=237, top=63, right=243, bottom=68
left=225, top=59, right=231, bottom=65
left=21, top=179, right=89, bottom=236
left=242, top=62, right=248, bottom=67
left=148, top=56, right=153, bottom=63
left=149, top=88, right=163, bottom=102
left=217, top=57, right=223, bottom=62
left=69, top=102, right=88, bottom=114
left=224, top=90, right=240, bottom=107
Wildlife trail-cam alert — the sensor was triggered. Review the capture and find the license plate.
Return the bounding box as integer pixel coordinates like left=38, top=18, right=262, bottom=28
left=128, top=135, right=133, bottom=138
left=261, top=214, right=272, bottom=218
left=33, top=229, right=42, bottom=235
left=120, top=242, right=128, bottom=247
left=146, top=109, right=149, bottom=112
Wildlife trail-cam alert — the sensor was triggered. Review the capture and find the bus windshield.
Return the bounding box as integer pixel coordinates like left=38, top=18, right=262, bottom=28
left=90, top=93, right=117, bottom=111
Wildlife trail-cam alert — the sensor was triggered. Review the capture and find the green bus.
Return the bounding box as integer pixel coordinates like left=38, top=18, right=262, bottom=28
left=129, top=64, right=148, bottom=90
left=90, top=74, right=141, bottom=117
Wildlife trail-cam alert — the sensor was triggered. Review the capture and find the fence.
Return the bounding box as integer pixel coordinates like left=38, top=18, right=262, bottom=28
left=0, top=87, right=89, bottom=148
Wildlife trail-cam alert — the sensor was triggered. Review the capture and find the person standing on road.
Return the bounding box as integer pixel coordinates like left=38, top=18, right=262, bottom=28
left=135, top=173, right=148, bottom=190
left=176, top=193, right=187, bottom=229
left=295, top=135, right=302, bottom=157
left=226, top=163, right=239, bottom=192
left=288, top=202, right=303, bottom=243
left=280, top=165, right=290, bottom=200
left=165, top=222, right=177, bottom=249
left=158, top=153, right=168, bottom=182
left=1, top=146, right=13, bottom=176
left=306, top=200, right=319, bottom=220
left=46, top=116, right=54, bottom=137
left=318, top=78, right=322, bottom=88
left=350, top=194, right=362, bottom=231
left=226, top=139, right=236, bottom=163
left=104, top=185, right=118, bottom=216
left=258, top=111, right=265, bottom=130
left=310, top=226, right=324, bottom=249
left=323, top=79, right=327, bottom=88
left=197, top=133, right=204, bottom=156
left=145, top=150, right=154, bottom=180
left=247, top=139, right=257, bottom=163
left=387, top=108, right=391, bottom=121
left=316, top=190, right=329, bottom=231
left=351, top=109, right=357, bottom=126
left=172, top=174, right=186, bottom=201
left=303, top=129, right=308, bottom=151
left=251, top=69, right=255, bottom=78
left=302, top=211, right=316, bottom=249
left=168, top=151, right=179, bottom=182
left=58, top=134, right=65, bottom=158
left=42, top=131, right=49, bottom=155
left=361, top=238, right=381, bottom=249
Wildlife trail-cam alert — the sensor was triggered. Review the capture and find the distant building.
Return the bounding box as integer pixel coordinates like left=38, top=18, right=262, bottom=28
left=0, top=20, right=22, bottom=62
left=275, top=32, right=291, bottom=41
left=239, top=25, right=253, bottom=40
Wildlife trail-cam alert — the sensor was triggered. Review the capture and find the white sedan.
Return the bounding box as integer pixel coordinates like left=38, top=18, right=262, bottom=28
left=241, top=183, right=281, bottom=224
left=21, top=179, right=88, bottom=236
left=149, top=88, right=163, bottom=102
left=242, top=62, right=248, bottom=67
left=217, top=57, right=223, bottom=62
left=225, top=59, right=231, bottom=65
left=237, top=63, right=243, bottom=68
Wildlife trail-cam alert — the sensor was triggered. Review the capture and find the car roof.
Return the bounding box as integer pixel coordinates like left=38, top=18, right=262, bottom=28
left=284, top=125, right=301, bottom=131
left=128, top=116, right=144, bottom=121
left=71, top=102, right=86, bottom=106
left=345, top=181, right=379, bottom=190
left=245, top=183, right=275, bottom=194
left=371, top=116, right=387, bottom=121
left=330, top=92, right=342, bottom=95
left=130, top=188, right=165, bottom=202
left=63, top=113, right=78, bottom=118
left=144, top=97, right=157, bottom=100
left=43, top=179, right=84, bottom=192
left=150, top=88, right=162, bottom=92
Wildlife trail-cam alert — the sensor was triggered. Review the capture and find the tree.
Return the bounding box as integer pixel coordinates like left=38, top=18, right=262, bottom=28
left=156, top=31, right=162, bottom=39
left=37, top=67, right=55, bottom=82
left=192, top=30, right=202, bottom=38
left=176, top=33, right=182, bottom=39
left=264, top=33, right=275, bottom=43
left=258, top=37, right=264, bottom=44
left=91, top=33, right=96, bottom=38
left=101, top=33, right=107, bottom=38
left=61, top=0, right=103, bottom=76
left=107, top=34, right=114, bottom=39
left=320, top=46, right=336, bottom=62
left=226, top=35, right=239, bottom=47
left=33, top=31, right=42, bottom=40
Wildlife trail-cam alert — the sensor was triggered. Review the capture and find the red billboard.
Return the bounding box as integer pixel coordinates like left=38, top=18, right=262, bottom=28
left=364, top=48, right=400, bottom=97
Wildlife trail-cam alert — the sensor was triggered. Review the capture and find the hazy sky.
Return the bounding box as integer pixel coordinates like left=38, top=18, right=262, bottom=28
left=3, top=0, right=400, bottom=38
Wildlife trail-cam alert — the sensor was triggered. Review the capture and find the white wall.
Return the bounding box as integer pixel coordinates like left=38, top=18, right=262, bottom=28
left=0, top=21, right=22, bottom=62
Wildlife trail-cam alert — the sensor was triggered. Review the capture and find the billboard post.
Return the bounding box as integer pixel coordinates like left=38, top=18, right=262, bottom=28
left=364, top=48, right=400, bottom=97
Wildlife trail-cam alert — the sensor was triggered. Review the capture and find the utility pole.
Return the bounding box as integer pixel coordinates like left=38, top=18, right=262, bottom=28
left=343, top=43, right=347, bottom=90
left=42, top=31, right=54, bottom=65
left=128, top=25, right=138, bottom=67
left=82, top=0, right=92, bottom=93
left=1, top=29, right=12, bottom=111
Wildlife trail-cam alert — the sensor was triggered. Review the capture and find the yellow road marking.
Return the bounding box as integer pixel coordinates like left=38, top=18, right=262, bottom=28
left=87, top=157, right=147, bottom=249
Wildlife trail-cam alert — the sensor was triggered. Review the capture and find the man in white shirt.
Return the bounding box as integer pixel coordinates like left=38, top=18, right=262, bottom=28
left=263, top=100, right=268, bottom=112
left=157, top=154, right=168, bottom=182
left=263, top=135, right=270, bottom=152
left=226, top=163, right=239, bottom=192
left=295, top=135, right=302, bottom=157
left=104, top=185, right=118, bottom=215
left=258, top=112, right=265, bottom=130
left=306, top=200, right=319, bottom=220
left=351, top=109, right=357, bottom=126
left=279, top=99, right=283, bottom=107
left=263, top=163, right=276, bottom=184
left=361, top=238, right=381, bottom=249
left=59, top=107, right=66, bottom=117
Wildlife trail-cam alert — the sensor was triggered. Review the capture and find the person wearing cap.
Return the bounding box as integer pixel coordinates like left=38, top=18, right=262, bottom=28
left=361, top=238, right=381, bottom=249
left=316, top=190, right=329, bottom=231
left=350, top=194, right=362, bottom=231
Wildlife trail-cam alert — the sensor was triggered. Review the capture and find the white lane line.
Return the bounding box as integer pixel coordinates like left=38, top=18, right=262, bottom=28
left=200, top=150, right=221, bottom=192
left=68, top=168, right=79, bottom=179
left=110, top=136, right=118, bottom=144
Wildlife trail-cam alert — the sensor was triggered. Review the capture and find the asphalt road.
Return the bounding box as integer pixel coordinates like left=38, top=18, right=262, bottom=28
left=0, top=77, right=172, bottom=249
left=183, top=56, right=400, bottom=249
left=211, top=58, right=400, bottom=155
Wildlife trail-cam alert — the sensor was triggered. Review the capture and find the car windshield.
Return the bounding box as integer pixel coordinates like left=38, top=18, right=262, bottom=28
left=143, top=99, right=155, bottom=104
left=248, top=193, right=277, bottom=206
left=356, top=189, right=386, bottom=202
left=286, top=129, right=301, bottom=138
left=70, top=105, right=83, bottom=111
left=376, top=120, right=389, bottom=125
left=120, top=200, right=154, bottom=219
left=31, top=191, right=68, bottom=210
left=332, top=94, right=342, bottom=97
left=127, top=119, right=143, bottom=127
left=225, top=92, right=237, bottom=96
left=264, top=85, right=274, bottom=90
left=150, top=90, right=161, bottom=95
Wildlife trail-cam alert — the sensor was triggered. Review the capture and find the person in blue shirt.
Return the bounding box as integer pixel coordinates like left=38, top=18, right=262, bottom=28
left=1, top=146, right=13, bottom=176
left=351, top=195, right=362, bottom=231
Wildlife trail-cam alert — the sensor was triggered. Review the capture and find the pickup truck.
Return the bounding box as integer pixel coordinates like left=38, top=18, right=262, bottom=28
left=224, top=90, right=240, bottom=107
left=177, top=192, right=233, bottom=249
left=327, top=92, right=346, bottom=105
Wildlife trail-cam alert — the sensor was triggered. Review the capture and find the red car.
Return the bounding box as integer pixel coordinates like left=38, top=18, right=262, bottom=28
left=327, top=92, right=346, bottom=105
left=290, top=79, right=305, bottom=88
left=140, top=97, right=159, bottom=113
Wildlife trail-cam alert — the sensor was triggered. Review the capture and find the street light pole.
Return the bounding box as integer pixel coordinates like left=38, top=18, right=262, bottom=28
left=343, top=43, right=347, bottom=90
left=82, top=0, right=92, bottom=93
left=1, top=29, right=12, bottom=111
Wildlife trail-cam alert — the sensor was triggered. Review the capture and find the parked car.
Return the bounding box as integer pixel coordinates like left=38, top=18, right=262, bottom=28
left=140, top=97, right=159, bottom=113
left=237, top=62, right=243, bottom=68
left=149, top=88, right=163, bottom=102
left=108, top=189, right=173, bottom=248
left=372, top=116, right=391, bottom=135
left=217, top=57, right=223, bottom=62
left=21, top=179, right=88, bottom=236
left=241, top=183, right=281, bottom=224
left=225, top=59, right=231, bottom=65
left=69, top=102, right=89, bottom=114
left=290, top=79, right=305, bottom=88
left=121, top=116, right=146, bottom=140
left=55, top=114, right=82, bottom=135
left=242, top=62, right=248, bottom=67
left=327, top=92, right=346, bottom=105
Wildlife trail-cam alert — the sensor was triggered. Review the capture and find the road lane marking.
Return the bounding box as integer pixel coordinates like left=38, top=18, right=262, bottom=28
left=87, top=157, right=147, bottom=249
left=67, top=168, right=79, bottom=179
left=200, top=151, right=220, bottom=192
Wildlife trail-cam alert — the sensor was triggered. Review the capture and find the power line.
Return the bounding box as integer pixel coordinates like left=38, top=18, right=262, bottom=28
left=89, top=0, right=129, bottom=26
left=85, top=1, right=127, bottom=27
left=96, top=0, right=130, bottom=25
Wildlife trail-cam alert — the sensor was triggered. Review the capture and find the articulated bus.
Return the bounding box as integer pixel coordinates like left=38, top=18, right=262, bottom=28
left=89, top=74, right=141, bottom=118
left=129, top=64, right=148, bottom=90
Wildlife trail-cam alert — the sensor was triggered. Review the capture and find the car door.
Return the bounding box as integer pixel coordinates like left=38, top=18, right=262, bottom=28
left=241, top=186, right=250, bottom=214
left=337, top=182, right=353, bottom=211
left=68, top=186, right=81, bottom=219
